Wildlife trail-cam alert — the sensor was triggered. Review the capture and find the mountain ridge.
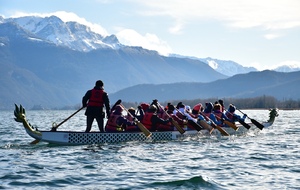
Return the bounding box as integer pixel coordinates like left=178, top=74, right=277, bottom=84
left=0, top=21, right=226, bottom=109
left=110, top=70, right=300, bottom=103
left=8, top=15, right=122, bottom=52
left=0, top=15, right=299, bottom=110
left=4, top=15, right=300, bottom=75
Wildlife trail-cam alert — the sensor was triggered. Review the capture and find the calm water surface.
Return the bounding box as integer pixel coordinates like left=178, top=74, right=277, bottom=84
left=0, top=109, right=299, bottom=189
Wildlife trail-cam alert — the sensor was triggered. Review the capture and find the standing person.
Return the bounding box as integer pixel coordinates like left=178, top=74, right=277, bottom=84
left=82, top=80, right=110, bottom=132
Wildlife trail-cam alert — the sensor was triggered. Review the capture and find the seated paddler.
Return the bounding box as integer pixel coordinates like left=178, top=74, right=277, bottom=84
left=202, top=102, right=221, bottom=125
left=141, top=104, right=172, bottom=131
left=176, top=103, right=201, bottom=130
left=105, top=105, right=136, bottom=132
left=166, top=104, right=188, bottom=131
left=225, top=104, right=247, bottom=123
left=125, top=107, right=144, bottom=131
left=213, top=103, right=229, bottom=122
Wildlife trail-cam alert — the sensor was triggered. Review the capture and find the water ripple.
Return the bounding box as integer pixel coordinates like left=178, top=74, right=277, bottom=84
left=0, top=109, right=299, bottom=189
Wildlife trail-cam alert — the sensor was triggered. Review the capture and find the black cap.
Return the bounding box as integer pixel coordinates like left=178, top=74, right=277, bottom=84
left=95, top=80, right=103, bottom=87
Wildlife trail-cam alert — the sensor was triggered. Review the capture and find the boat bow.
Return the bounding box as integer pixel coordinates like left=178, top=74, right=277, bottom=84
left=14, top=104, right=42, bottom=140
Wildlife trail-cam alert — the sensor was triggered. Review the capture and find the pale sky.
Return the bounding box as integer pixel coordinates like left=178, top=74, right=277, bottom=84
left=1, top=0, right=300, bottom=70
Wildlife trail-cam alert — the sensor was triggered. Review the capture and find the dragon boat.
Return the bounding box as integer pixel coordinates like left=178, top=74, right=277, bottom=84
left=14, top=104, right=279, bottom=145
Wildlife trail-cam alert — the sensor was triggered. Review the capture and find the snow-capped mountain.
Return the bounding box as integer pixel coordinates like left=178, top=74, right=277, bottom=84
left=4, top=15, right=122, bottom=52
left=273, top=65, right=300, bottom=72
left=199, top=57, right=257, bottom=76
left=2, top=15, right=298, bottom=76
left=0, top=16, right=4, bottom=23
left=170, top=54, right=257, bottom=76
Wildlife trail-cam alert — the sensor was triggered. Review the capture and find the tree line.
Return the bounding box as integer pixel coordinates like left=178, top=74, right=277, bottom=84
left=122, top=95, right=300, bottom=110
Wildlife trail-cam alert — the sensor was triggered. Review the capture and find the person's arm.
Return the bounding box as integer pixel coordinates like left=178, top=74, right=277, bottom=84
left=233, top=113, right=245, bottom=121
left=152, top=115, right=171, bottom=125
left=210, top=114, right=222, bottom=125
left=183, top=112, right=197, bottom=122
left=221, top=113, right=230, bottom=121
left=82, top=90, right=91, bottom=107
left=117, top=116, right=135, bottom=126
left=103, top=92, right=110, bottom=117
left=172, top=114, right=186, bottom=125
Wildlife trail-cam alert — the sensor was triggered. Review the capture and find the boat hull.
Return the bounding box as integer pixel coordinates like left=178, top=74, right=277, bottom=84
left=29, top=120, right=272, bottom=145
left=30, top=130, right=200, bottom=145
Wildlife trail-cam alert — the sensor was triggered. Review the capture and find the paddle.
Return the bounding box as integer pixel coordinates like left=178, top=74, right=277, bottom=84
left=120, top=104, right=152, bottom=137
left=197, top=117, right=214, bottom=134
left=199, top=112, right=230, bottom=136
left=173, top=107, right=203, bottom=132
left=238, top=119, right=251, bottom=130
left=225, top=105, right=251, bottom=130
left=214, top=114, right=239, bottom=131
left=225, top=109, right=251, bottom=130
left=51, top=106, right=85, bottom=131
left=237, top=109, right=264, bottom=130
left=156, top=103, right=185, bottom=134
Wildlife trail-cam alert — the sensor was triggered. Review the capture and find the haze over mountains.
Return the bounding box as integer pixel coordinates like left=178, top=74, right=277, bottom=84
left=110, top=70, right=300, bottom=103
left=0, top=15, right=299, bottom=110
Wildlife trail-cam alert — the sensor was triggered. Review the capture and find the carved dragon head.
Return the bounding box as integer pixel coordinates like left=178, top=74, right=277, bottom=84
left=268, top=108, right=279, bottom=123
left=14, top=104, right=26, bottom=122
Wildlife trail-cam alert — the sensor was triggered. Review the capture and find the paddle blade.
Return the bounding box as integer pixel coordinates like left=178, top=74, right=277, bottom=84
left=198, top=120, right=214, bottom=134
left=223, top=120, right=239, bottom=131
left=172, top=120, right=185, bottom=134
left=209, top=128, right=214, bottom=134
left=187, top=120, right=202, bottom=131
left=136, top=122, right=152, bottom=137
left=215, top=125, right=230, bottom=136
left=198, top=120, right=212, bottom=131
left=238, top=119, right=251, bottom=130
left=251, top=119, right=264, bottom=130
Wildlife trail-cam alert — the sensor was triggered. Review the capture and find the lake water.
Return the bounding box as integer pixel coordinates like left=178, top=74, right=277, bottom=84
left=0, top=109, right=299, bottom=189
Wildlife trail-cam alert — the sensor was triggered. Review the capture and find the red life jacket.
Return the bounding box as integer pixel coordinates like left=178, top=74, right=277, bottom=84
left=160, top=112, right=169, bottom=120
left=175, top=111, right=196, bottom=130
left=141, top=112, right=154, bottom=130
left=124, top=115, right=139, bottom=131
left=87, top=89, right=104, bottom=107
left=157, top=112, right=173, bottom=131
left=106, top=113, right=122, bottom=132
